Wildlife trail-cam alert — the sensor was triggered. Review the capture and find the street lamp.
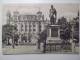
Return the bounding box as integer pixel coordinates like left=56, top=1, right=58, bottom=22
left=70, top=19, right=76, bottom=52
left=12, top=24, right=16, bottom=48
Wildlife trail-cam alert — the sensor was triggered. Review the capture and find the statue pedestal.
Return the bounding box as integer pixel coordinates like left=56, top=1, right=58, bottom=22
left=46, top=25, right=62, bottom=44
left=43, top=24, right=62, bottom=52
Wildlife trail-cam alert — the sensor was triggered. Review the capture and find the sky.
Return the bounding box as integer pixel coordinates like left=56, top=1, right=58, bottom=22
left=2, top=3, right=80, bottom=25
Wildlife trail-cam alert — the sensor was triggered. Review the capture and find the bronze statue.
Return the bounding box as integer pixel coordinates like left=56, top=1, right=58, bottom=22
left=49, top=5, right=57, bottom=25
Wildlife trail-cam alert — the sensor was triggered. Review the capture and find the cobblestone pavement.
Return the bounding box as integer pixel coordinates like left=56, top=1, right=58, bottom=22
left=2, top=44, right=79, bottom=54
left=2, top=45, right=43, bottom=55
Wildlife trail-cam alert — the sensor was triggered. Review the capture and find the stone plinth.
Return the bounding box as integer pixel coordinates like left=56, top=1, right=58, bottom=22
left=47, top=25, right=62, bottom=43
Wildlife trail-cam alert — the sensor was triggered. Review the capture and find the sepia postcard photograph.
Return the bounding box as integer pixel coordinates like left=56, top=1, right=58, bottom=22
left=2, top=3, right=79, bottom=54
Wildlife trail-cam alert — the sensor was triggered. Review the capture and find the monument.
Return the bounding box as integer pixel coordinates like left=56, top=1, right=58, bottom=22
left=46, top=5, right=62, bottom=52
left=49, top=5, right=57, bottom=25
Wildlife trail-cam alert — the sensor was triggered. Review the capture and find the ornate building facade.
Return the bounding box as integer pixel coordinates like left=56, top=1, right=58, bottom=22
left=7, top=11, right=49, bottom=43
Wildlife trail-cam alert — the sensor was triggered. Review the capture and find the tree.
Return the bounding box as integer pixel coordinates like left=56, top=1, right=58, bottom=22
left=2, top=24, right=17, bottom=45
left=58, top=17, right=71, bottom=48
left=57, top=17, right=67, bottom=26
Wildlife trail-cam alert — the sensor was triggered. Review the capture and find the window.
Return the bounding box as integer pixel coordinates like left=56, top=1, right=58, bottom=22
left=25, top=28, right=27, bottom=31
left=33, top=24, right=35, bottom=27
left=29, top=28, right=31, bottom=32
left=33, top=29, right=36, bottom=31
left=39, top=24, right=41, bottom=32
left=25, top=24, right=27, bottom=31
left=21, top=24, right=23, bottom=31
left=39, top=28, right=41, bottom=32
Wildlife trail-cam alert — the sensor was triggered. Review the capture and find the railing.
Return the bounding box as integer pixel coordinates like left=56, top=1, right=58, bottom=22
left=43, top=43, right=71, bottom=53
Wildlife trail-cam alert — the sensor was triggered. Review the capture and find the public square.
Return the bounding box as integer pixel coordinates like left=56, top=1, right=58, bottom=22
left=2, top=4, right=79, bottom=54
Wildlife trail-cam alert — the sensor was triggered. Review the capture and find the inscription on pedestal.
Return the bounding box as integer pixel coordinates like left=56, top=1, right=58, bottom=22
left=51, top=27, right=58, bottom=37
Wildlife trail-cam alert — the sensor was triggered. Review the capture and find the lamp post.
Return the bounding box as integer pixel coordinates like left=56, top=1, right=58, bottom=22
left=12, top=27, right=15, bottom=48
left=70, top=19, right=76, bottom=53
left=12, top=24, right=16, bottom=48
